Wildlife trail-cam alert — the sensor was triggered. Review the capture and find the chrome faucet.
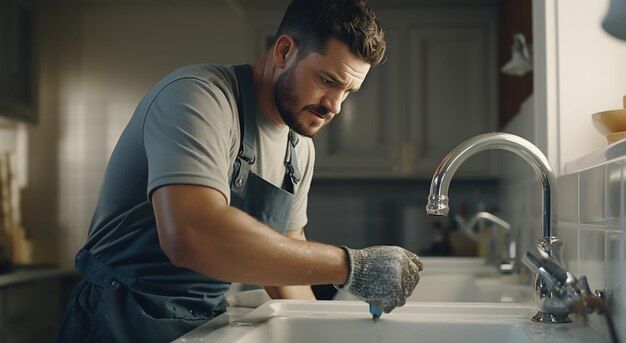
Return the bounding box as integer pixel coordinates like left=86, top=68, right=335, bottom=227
left=522, top=246, right=620, bottom=343
left=426, top=132, right=568, bottom=323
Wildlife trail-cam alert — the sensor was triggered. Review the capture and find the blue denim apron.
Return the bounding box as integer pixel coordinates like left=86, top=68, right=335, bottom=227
left=57, top=64, right=301, bottom=343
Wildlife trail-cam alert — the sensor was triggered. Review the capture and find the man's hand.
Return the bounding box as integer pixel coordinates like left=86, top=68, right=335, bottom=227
left=339, top=246, right=423, bottom=313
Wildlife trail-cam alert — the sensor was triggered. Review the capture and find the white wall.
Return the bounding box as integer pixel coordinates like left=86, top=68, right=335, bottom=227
left=556, top=0, right=626, bottom=169
left=533, top=0, right=626, bottom=175
left=28, top=1, right=249, bottom=267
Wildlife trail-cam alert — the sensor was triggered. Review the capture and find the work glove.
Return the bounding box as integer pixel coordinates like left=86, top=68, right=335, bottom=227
left=338, top=246, right=423, bottom=313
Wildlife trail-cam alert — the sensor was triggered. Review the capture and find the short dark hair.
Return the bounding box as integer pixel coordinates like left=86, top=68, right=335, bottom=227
left=275, top=0, right=386, bottom=66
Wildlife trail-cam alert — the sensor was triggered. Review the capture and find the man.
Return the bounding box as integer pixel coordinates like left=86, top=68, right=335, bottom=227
left=57, top=0, right=423, bottom=342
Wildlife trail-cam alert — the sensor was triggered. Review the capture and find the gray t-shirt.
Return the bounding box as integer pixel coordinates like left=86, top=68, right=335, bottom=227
left=143, top=64, right=314, bottom=230
left=88, top=64, right=314, bottom=255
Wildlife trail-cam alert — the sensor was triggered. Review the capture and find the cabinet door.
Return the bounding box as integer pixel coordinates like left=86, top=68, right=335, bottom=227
left=313, top=28, right=403, bottom=177
left=406, top=25, right=496, bottom=177
left=0, top=0, right=38, bottom=123
left=250, top=9, right=496, bottom=179
left=1, top=278, right=61, bottom=343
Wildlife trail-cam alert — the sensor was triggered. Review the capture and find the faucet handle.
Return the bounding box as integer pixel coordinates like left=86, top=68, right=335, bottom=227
left=522, top=245, right=570, bottom=291
left=579, top=275, right=593, bottom=295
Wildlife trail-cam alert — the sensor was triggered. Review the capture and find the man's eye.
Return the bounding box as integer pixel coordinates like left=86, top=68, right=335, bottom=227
left=321, top=77, right=334, bottom=86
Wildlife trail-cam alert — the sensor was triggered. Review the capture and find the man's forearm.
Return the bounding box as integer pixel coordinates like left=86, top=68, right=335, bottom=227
left=184, top=204, right=348, bottom=286
left=264, top=285, right=316, bottom=300
left=264, top=228, right=317, bottom=300
left=153, top=185, right=349, bottom=287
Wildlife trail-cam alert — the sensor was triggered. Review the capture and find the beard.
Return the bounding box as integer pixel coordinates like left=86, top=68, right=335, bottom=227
left=273, top=64, right=333, bottom=138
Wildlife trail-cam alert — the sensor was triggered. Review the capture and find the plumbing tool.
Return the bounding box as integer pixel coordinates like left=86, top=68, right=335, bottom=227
left=370, top=304, right=383, bottom=321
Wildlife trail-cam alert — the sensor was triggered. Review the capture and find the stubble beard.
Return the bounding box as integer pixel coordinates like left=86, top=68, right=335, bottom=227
left=273, top=64, right=333, bottom=138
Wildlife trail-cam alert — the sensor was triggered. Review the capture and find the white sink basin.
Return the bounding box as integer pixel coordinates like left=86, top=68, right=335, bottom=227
left=417, top=256, right=498, bottom=275
left=175, top=301, right=608, bottom=343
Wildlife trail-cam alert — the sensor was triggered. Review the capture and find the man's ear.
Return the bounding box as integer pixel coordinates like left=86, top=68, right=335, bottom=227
left=274, top=35, right=297, bottom=69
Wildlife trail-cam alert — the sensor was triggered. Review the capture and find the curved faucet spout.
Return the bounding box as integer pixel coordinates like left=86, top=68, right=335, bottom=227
left=426, top=132, right=566, bottom=322
left=426, top=132, right=557, bottom=239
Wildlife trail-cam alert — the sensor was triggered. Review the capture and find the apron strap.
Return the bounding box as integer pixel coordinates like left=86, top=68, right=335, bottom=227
left=232, top=64, right=301, bottom=192
left=231, top=64, right=259, bottom=195
left=233, top=64, right=257, bottom=165
left=75, top=249, right=134, bottom=288
left=284, top=130, right=301, bottom=185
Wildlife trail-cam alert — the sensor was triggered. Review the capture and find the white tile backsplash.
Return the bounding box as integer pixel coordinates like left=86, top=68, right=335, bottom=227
left=503, top=142, right=626, bottom=341
left=578, top=225, right=607, bottom=290
left=606, top=161, right=624, bottom=223
left=618, top=233, right=626, bottom=342
left=558, top=222, right=579, bottom=273
left=554, top=154, right=626, bottom=341
left=579, top=165, right=606, bottom=224
left=557, top=173, right=579, bottom=223
left=606, top=230, right=622, bottom=292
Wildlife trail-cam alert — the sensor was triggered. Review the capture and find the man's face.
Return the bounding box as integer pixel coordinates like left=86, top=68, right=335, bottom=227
left=273, top=37, right=371, bottom=138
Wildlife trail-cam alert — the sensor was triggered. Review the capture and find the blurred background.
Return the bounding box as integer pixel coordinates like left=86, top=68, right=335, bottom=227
left=12, top=0, right=532, bottom=267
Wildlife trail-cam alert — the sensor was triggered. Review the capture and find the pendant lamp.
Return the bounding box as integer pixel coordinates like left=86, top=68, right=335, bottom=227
left=603, top=0, right=626, bottom=40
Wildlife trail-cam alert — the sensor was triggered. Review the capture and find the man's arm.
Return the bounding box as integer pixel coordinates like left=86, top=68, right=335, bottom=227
left=264, top=228, right=317, bottom=300
left=152, top=184, right=349, bottom=286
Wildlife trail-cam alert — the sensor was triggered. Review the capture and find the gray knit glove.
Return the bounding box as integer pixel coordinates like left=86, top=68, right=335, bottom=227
left=338, top=246, right=423, bottom=313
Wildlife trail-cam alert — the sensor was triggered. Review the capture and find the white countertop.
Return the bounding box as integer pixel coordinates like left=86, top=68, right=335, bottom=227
left=173, top=300, right=610, bottom=343
left=0, top=267, right=77, bottom=287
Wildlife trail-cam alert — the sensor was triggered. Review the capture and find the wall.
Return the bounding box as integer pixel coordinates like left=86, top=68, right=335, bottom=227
left=28, top=0, right=249, bottom=267
left=553, top=0, right=626, bottom=171
left=533, top=0, right=626, bottom=174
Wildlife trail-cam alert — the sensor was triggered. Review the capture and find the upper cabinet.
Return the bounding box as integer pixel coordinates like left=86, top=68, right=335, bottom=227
left=248, top=7, right=498, bottom=179
left=0, top=0, right=38, bottom=124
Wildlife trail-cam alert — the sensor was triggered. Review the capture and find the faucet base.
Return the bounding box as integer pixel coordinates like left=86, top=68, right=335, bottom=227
left=531, top=311, right=572, bottom=323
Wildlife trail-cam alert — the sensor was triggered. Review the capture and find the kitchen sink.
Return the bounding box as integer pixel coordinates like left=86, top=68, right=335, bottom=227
left=173, top=257, right=607, bottom=342
left=174, top=301, right=608, bottom=343
left=335, top=257, right=533, bottom=303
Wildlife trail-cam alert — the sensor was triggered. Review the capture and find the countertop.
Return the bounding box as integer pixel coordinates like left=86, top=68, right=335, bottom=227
left=0, top=266, right=76, bottom=287
left=172, top=301, right=610, bottom=343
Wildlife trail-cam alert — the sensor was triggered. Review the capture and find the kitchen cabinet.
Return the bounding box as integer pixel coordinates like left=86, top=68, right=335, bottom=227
left=248, top=7, right=498, bottom=178
left=316, top=9, right=498, bottom=178
left=0, top=0, right=38, bottom=123
left=0, top=269, right=75, bottom=343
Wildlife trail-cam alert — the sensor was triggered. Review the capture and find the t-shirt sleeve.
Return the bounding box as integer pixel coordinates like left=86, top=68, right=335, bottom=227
left=287, top=138, right=315, bottom=230
left=143, top=77, right=236, bottom=203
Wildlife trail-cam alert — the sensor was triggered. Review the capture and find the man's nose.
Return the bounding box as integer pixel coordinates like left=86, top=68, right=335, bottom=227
left=322, top=90, right=343, bottom=115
